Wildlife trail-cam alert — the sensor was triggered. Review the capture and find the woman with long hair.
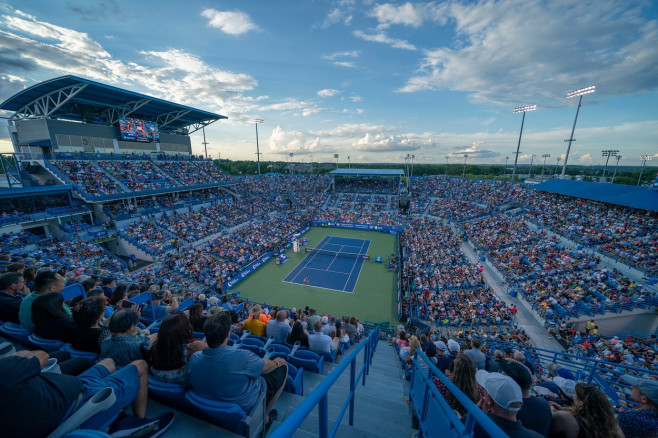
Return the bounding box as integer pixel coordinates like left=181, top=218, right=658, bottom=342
left=286, top=320, right=310, bottom=347
left=433, top=353, right=485, bottom=417
left=32, top=292, right=75, bottom=342
left=187, top=303, right=207, bottom=333
left=71, top=296, right=110, bottom=353
left=108, top=283, right=128, bottom=309
left=148, top=313, right=207, bottom=385
left=549, top=383, right=623, bottom=438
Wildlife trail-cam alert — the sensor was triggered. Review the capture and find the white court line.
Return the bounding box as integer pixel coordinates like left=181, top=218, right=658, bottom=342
left=286, top=236, right=331, bottom=283
left=343, top=239, right=371, bottom=292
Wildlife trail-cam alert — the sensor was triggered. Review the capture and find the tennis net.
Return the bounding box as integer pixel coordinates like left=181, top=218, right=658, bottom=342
left=305, top=247, right=370, bottom=260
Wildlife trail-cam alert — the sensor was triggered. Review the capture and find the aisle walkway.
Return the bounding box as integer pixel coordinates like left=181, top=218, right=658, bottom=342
left=460, top=241, right=564, bottom=352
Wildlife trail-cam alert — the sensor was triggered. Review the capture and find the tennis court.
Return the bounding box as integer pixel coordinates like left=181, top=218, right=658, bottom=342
left=283, top=236, right=370, bottom=292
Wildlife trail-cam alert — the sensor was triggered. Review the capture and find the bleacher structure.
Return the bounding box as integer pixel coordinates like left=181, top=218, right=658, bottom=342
left=1, top=76, right=658, bottom=437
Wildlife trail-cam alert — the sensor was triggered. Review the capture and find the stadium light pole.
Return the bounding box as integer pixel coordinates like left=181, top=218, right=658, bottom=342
left=348, top=156, right=351, bottom=169
left=512, top=105, right=536, bottom=181
left=334, top=154, right=339, bottom=169
left=309, top=155, right=313, bottom=174
left=445, top=156, right=449, bottom=176
left=541, top=154, right=551, bottom=181
left=529, top=154, right=536, bottom=178
left=289, top=152, right=294, bottom=175
left=611, top=154, right=622, bottom=184
left=600, top=149, right=619, bottom=183
left=562, top=85, right=595, bottom=178
left=504, top=156, right=509, bottom=178
left=250, top=119, right=264, bottom=176
left=462, top=154, right=468, bottom=178
left=638, top=155, right=653, bottom=186
left=555, top=156, right=561, bottom=177
left=202, top=127, right=209, bottom=159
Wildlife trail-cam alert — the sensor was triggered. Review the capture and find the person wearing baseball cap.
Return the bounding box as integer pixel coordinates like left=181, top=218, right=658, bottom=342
left=617, top=375, right=658, bottom=438
left=473, top=370, right=542, bottom=438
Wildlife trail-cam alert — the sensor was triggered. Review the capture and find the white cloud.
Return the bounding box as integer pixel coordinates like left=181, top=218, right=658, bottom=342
left=323, top=50, right=359, bottom=68
left=399, top=0, right=658, bottom=106
left=317, top=88, right=341, bottom=98
left=353, top=133, right=423, bottom=151
left=267, top=126, right=322, bottom=154
left=201, top=9, right=259, bottom=36
left=371, top=2, right=424, bottom=28
left=577, top=153, right=593, bottom=164
left=353, top=30, right=417, bottom=51
left=349, top=95, right=362, bottom=102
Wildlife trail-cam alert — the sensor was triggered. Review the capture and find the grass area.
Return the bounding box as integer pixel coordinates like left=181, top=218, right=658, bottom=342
left=231, top=227, right=399, bottom=325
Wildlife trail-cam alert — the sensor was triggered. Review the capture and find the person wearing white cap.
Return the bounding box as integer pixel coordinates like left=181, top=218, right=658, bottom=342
left=617, top=375, right=658, bottom=438
left=473, top=370, right=543, bottom=438
left=447, top=339, right=461, bottom=359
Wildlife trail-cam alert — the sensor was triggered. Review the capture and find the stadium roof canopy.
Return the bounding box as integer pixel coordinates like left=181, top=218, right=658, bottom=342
left=0, top=75, right=226, bottom=134
left=533, top=179, right=658, bottom=212
left=330, top=168, right=404, bottom=177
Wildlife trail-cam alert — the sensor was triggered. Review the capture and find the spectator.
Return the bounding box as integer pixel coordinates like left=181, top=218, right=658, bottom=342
left=473, top=370, right=543, bottom=438
left=32, top=292, right=75, bottom=343
left=0, top=272, right=25, bottom=323
left=549, top=383, right=623, bottom=438
left=464, top=338, right=486, bottom=370
left=616, top=375, right=658, bottom=438
left=434, top=341, right=453, bottom=373
left=243, top=304, right=267, bottom=337
left=187, top=303, right=207, bottom=333
left=447, top=338, right=461, bottom=360
left=433, top=354, right=485, bottom=417
left=19, top=270, right=65, bottom=330
left=108, top=283, right=128, bottom=310
left=486, top=350, right=505, bottom=372
left=149, top=313, right=207, bottom=385
left=266, top=310, right=292, bottom=342
left=287, top=320, right=310, bottom=347
left=188, top=312, right=287, bottom=426
left=306, top=308, right=320, bottom=328
left=101, top=277, right=116, bottom=299
left=501, top=360, right=552, bottom=437
left=308, top=319, right=334, bottom=356
left=71, top=296, right=110, bottom=354
left=143, top=289, right=178, bottom=322
left=101, top=309, right=157, bottom=367
left=0, top=349, right=174, bottom=438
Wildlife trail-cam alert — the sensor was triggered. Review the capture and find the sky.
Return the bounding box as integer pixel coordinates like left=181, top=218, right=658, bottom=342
left=0, top=0, right=657, bottom=167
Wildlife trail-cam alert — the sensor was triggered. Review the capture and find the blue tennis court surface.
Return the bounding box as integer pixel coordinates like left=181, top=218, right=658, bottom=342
left=283, top=236, right=370, bottom=293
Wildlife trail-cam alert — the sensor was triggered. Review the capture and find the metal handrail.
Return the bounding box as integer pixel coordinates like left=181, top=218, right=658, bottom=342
left=412, top=350, right=508, bottom=437
left=269, top=328, right=380, bottom=438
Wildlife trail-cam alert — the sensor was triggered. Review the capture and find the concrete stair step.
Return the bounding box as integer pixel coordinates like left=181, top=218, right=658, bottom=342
left=146, top=399, right=241, bottom=438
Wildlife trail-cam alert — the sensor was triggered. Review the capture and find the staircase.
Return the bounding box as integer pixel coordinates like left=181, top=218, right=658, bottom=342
left=268, top=342, right=412, bottom=437
left=93, top=161, right=131, bottom=192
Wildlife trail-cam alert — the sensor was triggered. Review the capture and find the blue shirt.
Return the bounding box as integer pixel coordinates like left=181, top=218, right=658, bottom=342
left=266, top=320, right=292, bottom=342
left=617, top=408, right=658, bottom=438
left=188, top=347, right=264, bottom=412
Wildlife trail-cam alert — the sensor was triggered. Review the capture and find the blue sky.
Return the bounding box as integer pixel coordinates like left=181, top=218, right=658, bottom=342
left=0, top=0, right=657, bottom=166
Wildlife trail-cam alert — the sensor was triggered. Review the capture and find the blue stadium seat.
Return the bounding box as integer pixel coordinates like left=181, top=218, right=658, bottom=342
left=246, top=334, right=268, bottom=344
left=288, top=349, right=323, bottom=374
left=285, top=363, right=304, bottom=396
left=147, top=375, right=191, bottom=413
left=62, top=344, right=100, bottom=364
left=61, top=283, right=86, bottom=302
left=28, top=334, right=66, bottom=352
left=312, top=349, right=335, bottom=363
left=131, top=292, right=156, bottom=325
left=0, top=322, right=31, bottom=344
left=185, top=390, right=266, bottom=438
left=239, top=344, right=266, bottom=358
left=241, top=337, right=265, bottom=348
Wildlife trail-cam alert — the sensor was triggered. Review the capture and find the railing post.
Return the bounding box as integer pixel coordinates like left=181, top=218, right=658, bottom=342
left=363, top=340, right=369, bottom=385
left=319, top=393, right=328, bottom=438
left=349, top=357, right=356, bottom=426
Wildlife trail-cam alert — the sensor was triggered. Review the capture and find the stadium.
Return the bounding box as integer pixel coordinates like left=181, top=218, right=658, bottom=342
left=0, top=75, right=657, bottom=438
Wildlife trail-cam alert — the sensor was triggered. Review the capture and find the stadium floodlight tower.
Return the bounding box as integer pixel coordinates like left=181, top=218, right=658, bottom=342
left=348, top=156, right=351, bottom=169
left=445, top=156, right=450, bottom=176
left=250, top=118, right=264, bottom=176
left=638, top=155, right=653, bottom=186
left=541, top=154, right=551, bottom=181
left=462, top=154, right=468, bottom=178
left=504, top=156, right=510, bottom=178
left=334, top=153, right=339, bottom=169
left=202, top=127, right=209, bottom=159
left=611, top=154, right=622, bottom=183
left=562, top=85, right=595, bottom=178
left=529, top=154, right=536, bottom=178
left=512, top=105, right=536, bottom=181
left=600, top=149, right=619, bottom=183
